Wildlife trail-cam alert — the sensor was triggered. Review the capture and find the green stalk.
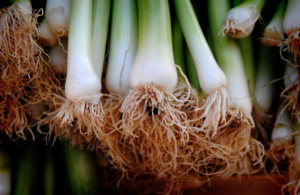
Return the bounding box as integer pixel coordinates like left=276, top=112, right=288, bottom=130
left=63, top=144, right=102, bottom=195
left=238, top=0, right=265, bottom=12
left=13, top=142, right=38, bottom=195
left=138, top=0, right=172, bottom=53
left=43, top=148, right=55, bottom=195
left=11, top=0, right=30, bottom=4
left=0, top=150, right=10, bottom=195
left=172, top=15, right=186, bottom=75
left=92, top=0, right=111, bottom=79
left=255, top=45, right=276, bottom=113
left=263, top=0, right=285, bottom=46
left=233, top=0, right=256, bottom=95
left=239, top=36, right=256, bottom=95
left=137, top=0, right=173, bottom=58
left=233, top=0, right=243, bottom=6
left=272, top=0, right=286, bottom=20
left=186, top=44, right=200, bottom=92
left=105, top=0, right=138, bottom=94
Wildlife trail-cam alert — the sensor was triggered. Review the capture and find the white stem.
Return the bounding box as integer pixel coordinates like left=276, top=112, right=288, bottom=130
left=38, top=18, right=57, bottom=46
left=284, top=63, right=299, bottom=89
left=48, top=38, right=68, bottom=75
left=272, top=109, right=293, bottom=141
left=65, top=0, right=101, bottom=100
left=283, top=0, right=300, bottom=35
left=255, top=47, right=275, bottom=113
left=174, top=0, right=227, bottom=94
left=105, top=0, right=138, bottom=94
left=266, top=16, right=284, bottom=37
left=130, top=0, right=177, bottom=92
left=226, top=38, right=252, bottom=113
left=45, top=0, right=70, bottom=37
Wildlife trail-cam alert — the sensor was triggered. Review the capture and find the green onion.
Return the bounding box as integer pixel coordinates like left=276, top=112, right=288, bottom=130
left=282, top=0, right=300, bottom=61
left=172, top=12, right=186, bottom=75
left=65, top=0, right=100, bottom=100
left=63, top=144, right=102, bottom=195
left=208, top=0, right=252, bottom=114
left=129, top=0, right=177, bottom=91
left=186, top=44, right=200, bottom=92
left=48, top=38, right=68, bottom=75
left=54, top=0, right=104, bottom=137
left=239, top=36, right=256, bottom=95
left=174, top=0, right=229, bottom=136
left=208, top=0, right=264, bottom=177
left=220, top=0, right=266, bottom=38
left=255, top=45, right=276, bottom=113
left=11, top=0, right=31, bottom=15
left=45, top=0, right=70, bottom=37
left=105, top=0, right=137, bottom=94
left=38, top=17, right=57, bottom=46
left=92, top=0, right=111, bottom=79
left=262, top=0, right=285, bottom=46
left=43, top=148, right=55, bottom=195
left=13, top=142, right=38, bottom=195
left=233, top=0, right=256, bottom=95
left=271, top=108, right=292, bottom=149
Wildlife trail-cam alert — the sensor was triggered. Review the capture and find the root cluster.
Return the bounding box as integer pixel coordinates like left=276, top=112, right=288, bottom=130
left=281, top=80, right=300, bottom=123
left=219, top=7, right=260, bottom=38
left=285, top=157, right=300, bottom=195
left=279, top=30, right=300, bottom=62
left=89, top=82, right=264, bottom=188
left=262, top=27, right=284, bottom=46
left=0, top=4, right=61, bottom=138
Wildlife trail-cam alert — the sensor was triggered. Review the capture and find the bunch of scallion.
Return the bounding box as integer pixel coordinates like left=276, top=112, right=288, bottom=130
left=2, top=0, right=300, bottom=194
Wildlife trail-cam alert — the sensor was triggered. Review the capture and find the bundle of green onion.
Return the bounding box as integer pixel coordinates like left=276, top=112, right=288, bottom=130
left=2, top=0, right=300, bottom=194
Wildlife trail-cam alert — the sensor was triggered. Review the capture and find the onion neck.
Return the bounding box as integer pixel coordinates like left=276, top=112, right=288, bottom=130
left=91, top=0, right=111, bottom=79
left=106, top=0, right=137, bottom=94
left=65, top=0, right=101, bottom=100
left=130, top=0, right=177, bottom=92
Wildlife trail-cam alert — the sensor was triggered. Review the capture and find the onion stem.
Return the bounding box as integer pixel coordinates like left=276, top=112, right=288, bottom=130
left=48, top=38, right=68, bottom=75
left=62, top=144, right=102, bottom=194
left=186, top=44, right=200, bottom=92
left=13, top=142, right=38, bottom=195
left=172, top=13, right=186, bottom=75
left=105, top=0, right=137, bottom=94
left=129, top=0, right=177, bottom=91
left=45, top=0, right=70, bottom=37
left=92, top=0, right=111, bottom=79
left=38, top=17, right=57, bottom=47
